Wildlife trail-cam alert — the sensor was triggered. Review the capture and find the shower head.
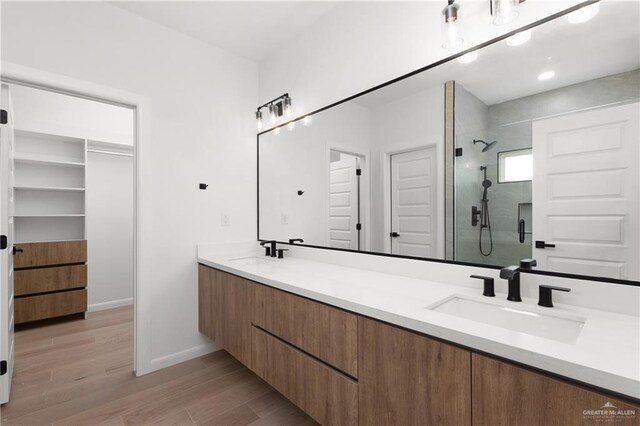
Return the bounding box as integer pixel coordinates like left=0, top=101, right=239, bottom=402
left=482, top=179, right=492, bottom=189
left=473, top=139, right=498, bottom=152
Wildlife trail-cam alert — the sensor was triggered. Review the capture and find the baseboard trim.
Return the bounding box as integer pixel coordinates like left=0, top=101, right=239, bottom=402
left=88, top=297, right=134, bottom=312
left=148, top=342, right=218, bottom=373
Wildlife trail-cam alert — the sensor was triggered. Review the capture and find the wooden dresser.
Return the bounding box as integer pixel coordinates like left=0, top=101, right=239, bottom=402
left=14, top=240, right=88, bottom=324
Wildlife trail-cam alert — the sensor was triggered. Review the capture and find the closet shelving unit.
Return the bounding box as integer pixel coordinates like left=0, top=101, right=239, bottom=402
left=13, top=129, right=88, bottom=324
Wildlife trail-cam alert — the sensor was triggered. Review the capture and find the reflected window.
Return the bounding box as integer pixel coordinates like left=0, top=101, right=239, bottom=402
left=498, top=148, right=532, bottom=183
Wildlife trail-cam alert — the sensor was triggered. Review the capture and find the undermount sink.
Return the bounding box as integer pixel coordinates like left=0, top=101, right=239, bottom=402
left=227, top=256, right=276, bottom=266
left=427, top=295, right=586, bottom=343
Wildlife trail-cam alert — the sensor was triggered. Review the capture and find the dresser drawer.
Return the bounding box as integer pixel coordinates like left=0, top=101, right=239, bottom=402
left=252, top=326, right=358, bottom=426
left=14, top=240, right=87, bottom=268
left=15, top=289, right=87, bottom=324
left=252, top=283, right=358, bottom=377
left=15, top=265, right=87, bottom=296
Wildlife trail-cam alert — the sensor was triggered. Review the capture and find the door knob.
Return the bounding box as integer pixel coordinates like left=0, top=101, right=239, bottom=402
left=535, top=240, right=556, bottom=249
left=390, top=232, right=400, bottom=238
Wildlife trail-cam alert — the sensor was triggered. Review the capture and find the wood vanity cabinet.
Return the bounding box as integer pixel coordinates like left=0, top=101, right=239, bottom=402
left=472, top=354, right=640, bottom=426
left=358, top=317, right=472, bottom=426
left=198, top=264, right=640, bottom=426
left=197, top=265, right=252, bottom=367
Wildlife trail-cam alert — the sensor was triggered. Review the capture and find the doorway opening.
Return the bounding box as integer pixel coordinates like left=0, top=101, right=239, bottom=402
left=0, top=80, right=137, bottom=405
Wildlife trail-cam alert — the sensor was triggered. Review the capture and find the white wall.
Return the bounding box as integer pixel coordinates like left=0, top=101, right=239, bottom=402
left=369, top=85, right=444, bottom=254
left=1, top=1, right=258, bottom=371
left=259, top=102, right=370, bottom=246
left=259, top=1, right=582, bottom=117
left=86, top=151, right=134, bottom=311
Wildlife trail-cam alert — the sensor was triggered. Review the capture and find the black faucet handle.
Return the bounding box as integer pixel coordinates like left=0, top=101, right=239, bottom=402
left=520, top=258, right=537, bottom=270
left=538, top=285, right=571, bottom=308
left=277, top=248, right=289, bottom=259
left=470, top=275, right=495, bottom=297
left=500, top=265, right=520, bottom=279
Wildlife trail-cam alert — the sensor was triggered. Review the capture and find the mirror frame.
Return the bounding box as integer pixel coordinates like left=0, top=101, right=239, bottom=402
left=257, top=0, right=640, bottom=287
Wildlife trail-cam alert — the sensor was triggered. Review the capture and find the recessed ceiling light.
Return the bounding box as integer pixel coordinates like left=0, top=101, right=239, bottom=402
left=457, top=50, right=478, bottom=64
left=567, top=2, right=599, bottom=24
left=537, top=71, right=555, bottom=81
left=506, top=29, right=531, bottom=47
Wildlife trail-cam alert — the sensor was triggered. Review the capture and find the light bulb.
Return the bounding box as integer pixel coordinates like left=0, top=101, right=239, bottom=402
left=303, top=116, right=312, bottom=126
left=287, top=121, right=295, bottom=131
left=255, top=110, right=263, bottom=131
left=492, top=0, right=519, bottom=26
left=268, top=104, right=277, bottom=125
left=283, top=96, right=292, bottom=119
left=567, top=2, right=599, bottom=24
left=441, top=2, right=463, bottom=49
left=274, top=127, right=281, bottom=135
left=457, top=50, right=478, bottom=64
left=506, top=29, right=531, bottom=46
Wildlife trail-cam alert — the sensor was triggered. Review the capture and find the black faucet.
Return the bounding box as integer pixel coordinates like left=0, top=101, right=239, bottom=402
left=500, top=265, right=522, bottom=302
left=289, top=238, right=304, bottom=244
left=469, top=275, right=495, bottom=297
left=260, top=240, right=277, bottom=257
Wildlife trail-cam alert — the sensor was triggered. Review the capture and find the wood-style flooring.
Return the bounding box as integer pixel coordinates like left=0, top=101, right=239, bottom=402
left=1, top=306, right=317, bottom=425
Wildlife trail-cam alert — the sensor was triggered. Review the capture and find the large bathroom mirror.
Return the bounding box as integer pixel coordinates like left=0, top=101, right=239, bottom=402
left=258, top=0, right=640, bottom=283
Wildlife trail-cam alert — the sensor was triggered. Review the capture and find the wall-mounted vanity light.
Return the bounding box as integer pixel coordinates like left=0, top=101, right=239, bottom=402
left=491, top=0, right=524, bottom=26
left=441, top=0, right=463, bottom=49
left=256, top=93, right=292, bottom=131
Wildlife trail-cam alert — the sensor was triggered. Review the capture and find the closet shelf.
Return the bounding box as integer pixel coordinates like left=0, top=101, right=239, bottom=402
left=14, top=214, right=85, bottom=218
left=14, top=155, right=85, bottom=168
left=14, top=186, right=85, bottom=192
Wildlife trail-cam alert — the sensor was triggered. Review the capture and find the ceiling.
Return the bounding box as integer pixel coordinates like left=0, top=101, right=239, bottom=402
left=110, top=1, right=339, bottom=62
left=354, top=0, right=640, bottom=107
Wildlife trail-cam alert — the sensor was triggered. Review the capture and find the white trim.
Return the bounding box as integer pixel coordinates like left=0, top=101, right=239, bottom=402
left=1, top=61, right=152, bottom=376
left=88, top=297, right=133, bottom=312
left=149, top=343, right=218, bottom=372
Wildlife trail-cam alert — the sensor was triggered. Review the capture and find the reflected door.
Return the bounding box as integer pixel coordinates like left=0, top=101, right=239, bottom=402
left=328, top=151, right=361, bottom=250
left=390, top=147, right=437, bottom=257
left=532, top=102, right=640, bottom=280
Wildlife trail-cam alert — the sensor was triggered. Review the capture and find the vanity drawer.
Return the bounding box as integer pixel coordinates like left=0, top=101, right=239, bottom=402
left=252, top=326, right=358, bottom=426
left=14, top=240, right=87, bottom=269
left=252, top=283, right=358, bottom=377
left=15, top=289, right=87, bottom=324
left=15, top=264, right=87, bottom=296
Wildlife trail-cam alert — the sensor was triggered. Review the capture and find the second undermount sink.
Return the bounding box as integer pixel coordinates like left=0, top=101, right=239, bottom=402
left=227, top=256, right=276, bottom=266
left=427, top=295, right=586, bottom=343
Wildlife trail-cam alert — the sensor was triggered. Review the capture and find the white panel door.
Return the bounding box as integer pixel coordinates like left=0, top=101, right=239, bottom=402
left=0, top=83, right=15, bottom=404
left=329, top=152, right=359, bottom=249
left=532, top=102, right=639, bottom=280
left=390, top=147, right=437, bottom=257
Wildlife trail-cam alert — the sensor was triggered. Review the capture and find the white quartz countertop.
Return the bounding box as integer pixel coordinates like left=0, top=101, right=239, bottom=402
left=198, top=245, right=640, bottom=400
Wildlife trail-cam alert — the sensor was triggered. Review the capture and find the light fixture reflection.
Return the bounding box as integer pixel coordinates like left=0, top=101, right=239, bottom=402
left=506, top=29, right=531, bottom=46
left=255, top=110, right=263, bottom=131
left=283, top=96, right=293, bottom=119
left=287, top=121, right=295, bottom=131
left=303, top=116, right=312, bottom=126
left=537, top=70, right=555, bottom=81
left=274, top=126, right=281, bottom=135
left=268, top=104, right=277, bottom=124
left=457, top=50, right=478, bottom=64
left=567, top=2, right=599, bottom=24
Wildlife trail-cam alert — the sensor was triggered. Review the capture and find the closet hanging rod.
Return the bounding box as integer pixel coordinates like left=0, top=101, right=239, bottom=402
left=87, top=149, right=133, bottom=157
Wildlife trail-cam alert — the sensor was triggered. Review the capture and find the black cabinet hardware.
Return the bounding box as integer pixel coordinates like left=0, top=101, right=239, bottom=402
left=13, top=246, right=23, bottom=255
left=199, top=183, right=208, bottom=190
left=0, top=360, right=6, bottom=375
left=390, top=232, right=400, bottom=238
left=535, top=240, right=556, bottom=249
left=538, top=285, right=571, bottom=308
left=0, top=235, right=6, bottom=250
left=470, top=275, right=495, bottom=297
